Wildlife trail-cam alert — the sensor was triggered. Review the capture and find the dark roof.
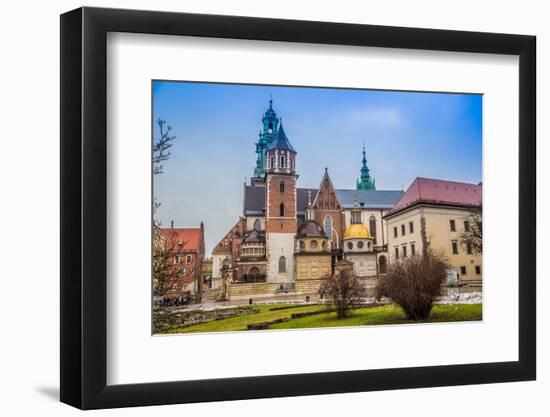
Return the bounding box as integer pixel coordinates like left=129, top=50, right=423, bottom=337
left=267, top=123, right=296, bottom=152
left=335, top=189, right=404, bottom=209
left=243, top=185, right=266, bottom=215
left=296, top=221, right=326, bottom=238
left=244, top=186, right=402, bottom=215
left=244, top=185, right=317, bottom=215
left=297, top=188, right=318, bottom=214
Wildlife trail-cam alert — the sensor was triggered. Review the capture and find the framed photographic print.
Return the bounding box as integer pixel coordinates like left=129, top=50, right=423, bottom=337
left=60, top=6, right=536, bottom=410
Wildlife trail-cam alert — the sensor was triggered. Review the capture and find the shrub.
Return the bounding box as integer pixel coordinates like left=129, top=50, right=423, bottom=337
left=375, top=251, right=449, bottom=320
left=320, top=269, right=366, bottom=319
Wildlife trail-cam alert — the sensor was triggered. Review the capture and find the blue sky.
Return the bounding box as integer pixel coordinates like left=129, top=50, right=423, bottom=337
left=153, top=81, right=482, bottom=256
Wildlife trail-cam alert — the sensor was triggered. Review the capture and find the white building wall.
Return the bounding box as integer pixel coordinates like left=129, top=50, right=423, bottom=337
left=345, top=253, right=377, bottom=277
left=265, top=233, right=295, bottom=283
left=245, top=216, right=266, bottom=231
left=212, top=253, right=230, bottom=280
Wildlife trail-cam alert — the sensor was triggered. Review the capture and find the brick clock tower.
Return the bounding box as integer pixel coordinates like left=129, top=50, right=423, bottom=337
left=265, top=122, right=297, bottom=283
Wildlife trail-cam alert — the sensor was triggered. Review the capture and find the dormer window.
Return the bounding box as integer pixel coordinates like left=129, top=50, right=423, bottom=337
left=270, top=156, right=274, bottom=169
left=280, top=155, right=285, bottom=168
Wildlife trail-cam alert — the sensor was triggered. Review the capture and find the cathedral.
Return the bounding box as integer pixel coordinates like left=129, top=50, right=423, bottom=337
left=208, top=100, right=404, bottom=302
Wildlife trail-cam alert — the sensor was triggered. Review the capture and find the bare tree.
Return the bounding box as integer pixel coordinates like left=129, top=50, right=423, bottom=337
left=459, top=210, right=482, bottom=255
left=153, top=230, right=195, bottom=298
left=153, top=119, right=175, bottom=226
left=320, top=269, right=366, bottom=319
left=376, top=250, right=450, bottom=320
left=153, top=119, right=175, bottom=175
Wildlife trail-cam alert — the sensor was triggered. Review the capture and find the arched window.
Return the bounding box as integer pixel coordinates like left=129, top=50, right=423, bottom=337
left=379, top=255, right=387, bottom=274
left=280, top=181, right=285, bottom=193
left=323, top=216, right=333, bottom=240
left=249, top=267, right=261, bottom=281
left=253, top=218, right=261, bottom=231
left=278, top=256, right=286, bottom=273
left=279, top=203, right=285, bottom=217
left=369, top=216, right=377, bottom=243
left=280, top=155, right=285, bottom=168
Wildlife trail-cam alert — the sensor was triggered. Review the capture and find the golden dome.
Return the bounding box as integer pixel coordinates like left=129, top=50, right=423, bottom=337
left=343, top=223, right=371, bottom=240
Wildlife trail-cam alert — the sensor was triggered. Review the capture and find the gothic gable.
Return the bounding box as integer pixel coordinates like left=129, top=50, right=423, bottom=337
left=313, top=171, right=342, bottom=211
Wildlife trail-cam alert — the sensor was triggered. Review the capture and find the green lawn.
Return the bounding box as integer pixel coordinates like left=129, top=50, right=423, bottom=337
left=158, top=303, right=482, bottom=334
left=270, top=303, right=482, bottom=330
left=161, top=304, right=322, bottom=334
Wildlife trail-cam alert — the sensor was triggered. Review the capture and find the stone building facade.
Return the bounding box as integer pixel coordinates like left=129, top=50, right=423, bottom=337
left=156, top=223, right=205, bottom=300
left=204, top=100, right=404, bottom=302
left=179, top=100, right=482, bottom=303
left=384, top=177, right=482, bottom=287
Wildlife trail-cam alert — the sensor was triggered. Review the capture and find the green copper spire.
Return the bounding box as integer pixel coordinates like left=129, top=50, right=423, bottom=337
left=356, top=142, right=376, bottom=190
left=253, top=97, right=279, bottom=178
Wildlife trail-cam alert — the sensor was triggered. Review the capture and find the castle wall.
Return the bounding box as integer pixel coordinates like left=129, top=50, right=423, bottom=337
left=345, top=253, right=378, bottom=277
left=266, top=233, right=295, bottom=283
left=295, top=254, right=332, bottom=280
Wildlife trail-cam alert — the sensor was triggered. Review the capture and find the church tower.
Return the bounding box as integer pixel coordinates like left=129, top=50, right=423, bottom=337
left=252, top=98, right=279, bottom=181
left=264, top=122, right=297, bottom=283
left=356, top=143, right=376, bottom=190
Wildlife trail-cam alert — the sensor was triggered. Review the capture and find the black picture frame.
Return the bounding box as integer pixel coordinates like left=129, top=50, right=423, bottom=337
left=60, top=6, right=536, bottom=410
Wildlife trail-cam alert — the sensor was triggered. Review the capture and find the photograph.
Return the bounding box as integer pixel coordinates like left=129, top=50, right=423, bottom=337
left=151, top=81, right=483, bottom=334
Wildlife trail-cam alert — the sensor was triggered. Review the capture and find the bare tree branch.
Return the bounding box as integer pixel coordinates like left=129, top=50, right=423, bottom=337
left=320, top=269, right=366, bottom=319
left=153, top=118, right=175, bottom=176
left=459, top=209, right=482, bottom=255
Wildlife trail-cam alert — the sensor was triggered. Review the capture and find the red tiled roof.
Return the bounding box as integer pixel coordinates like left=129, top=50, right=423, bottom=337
left=388, top=177, right=482, bottom=216
left=159, top=227, right=202, bottom=253
left=212, top=218, right=245, bottom=254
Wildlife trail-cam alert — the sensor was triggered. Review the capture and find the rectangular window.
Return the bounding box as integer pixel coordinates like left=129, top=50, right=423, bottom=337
left=402, top=245, right=407, bottom=258
left=174, top=255, right=180, bottom=264
left=466, top=242, right=473, bottom=255
left=464, top=220, right=470, bottom=232
left=450, top=219, right=456, bottom=232
left=475, top=265, right=481, bottom=275
left=394, top=247, right=399, bottom=259
left=186, top=255, right=193, bottom=264
left=393, top=227, right=398, bottom=238
left=409, top=221, right=414, bottom=233
left=451, top=241, right=458, bottom=254
left=460, top=266, right=467, bottom=275
left=410, top=243, right=416, bottom=256
left=401, top=224, right=405, bottom=236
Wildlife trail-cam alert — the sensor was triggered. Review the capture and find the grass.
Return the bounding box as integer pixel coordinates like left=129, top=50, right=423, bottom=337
left=157, top=303, right=482, bottom=334
left=160, top=303, right=322, bottom=334
left=269, top=303, right=482, bottom=330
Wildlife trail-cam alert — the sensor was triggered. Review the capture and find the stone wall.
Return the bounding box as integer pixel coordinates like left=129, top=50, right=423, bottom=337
left=153, top=305, right=257, bottom=333
left=228, top=282, right=282, bottom=300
